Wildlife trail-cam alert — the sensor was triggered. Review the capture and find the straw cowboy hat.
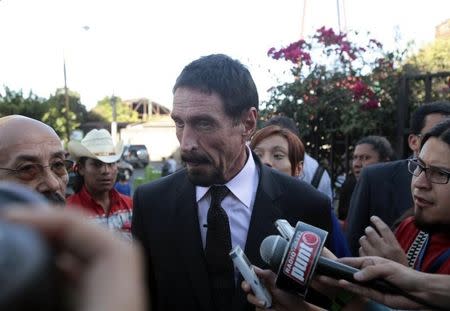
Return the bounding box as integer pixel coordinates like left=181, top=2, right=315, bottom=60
left=68, top=129, right=124, bottom=163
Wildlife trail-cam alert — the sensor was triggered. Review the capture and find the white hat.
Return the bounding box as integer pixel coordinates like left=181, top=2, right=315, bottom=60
left=68, top=129, right=124, bottom=163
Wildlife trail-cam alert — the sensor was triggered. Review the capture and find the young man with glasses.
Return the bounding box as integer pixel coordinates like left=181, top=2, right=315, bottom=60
left=0, top=115, right=69, bottom=205
left=346, top=101, right=450, bottom=255
left=67, top=129, right=132, bottom=239
left=357, top=119, right=450, bottom=274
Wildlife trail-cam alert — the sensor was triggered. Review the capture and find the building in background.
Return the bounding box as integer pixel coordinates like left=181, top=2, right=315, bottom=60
left=119, top=114, right=178, bottom=161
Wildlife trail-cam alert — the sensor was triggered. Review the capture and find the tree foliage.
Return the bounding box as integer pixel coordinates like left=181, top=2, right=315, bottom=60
left=0, top=86, right=48, bottom=120
left=263, top=27, right=406, bottom=155
left=406, top=38, right=450, bottom=73
left=90, top=96, right=140, bottom=123
left=42, top=88, right=88, bottom=142
left=403, top=38, right=450, bottom=106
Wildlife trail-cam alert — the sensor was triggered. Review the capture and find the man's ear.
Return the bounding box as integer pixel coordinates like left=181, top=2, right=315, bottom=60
left=241, top=107, right=258, bottom=139
left=408, top=134, right=420, bottom=155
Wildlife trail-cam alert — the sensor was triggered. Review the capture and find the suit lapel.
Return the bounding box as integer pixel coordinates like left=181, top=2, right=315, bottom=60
left=174, top=175, right=213, bottom=311
left=245, top=166, right=284, bottom=267
left=232, top=161, right=284, bottom=310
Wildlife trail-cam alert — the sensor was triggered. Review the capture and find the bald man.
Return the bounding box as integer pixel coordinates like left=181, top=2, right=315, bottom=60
left=0, top=115, right=68, bottom=204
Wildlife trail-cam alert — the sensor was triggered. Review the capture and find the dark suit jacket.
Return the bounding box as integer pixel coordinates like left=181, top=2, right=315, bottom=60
left=345, top=160, right=413, bottom=256
left=132, top=158, right=333, bottom=311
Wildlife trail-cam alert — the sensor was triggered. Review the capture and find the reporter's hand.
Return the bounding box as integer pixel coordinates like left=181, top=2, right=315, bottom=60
left=319, top=256, right=424, bottom=309
left=358, top=216, right=407, bottom=266
left=2, top=207, right=147, bottom=311
left=309, top=247, right=340, bottom=297
left=241, top=266, right=324, bottom=311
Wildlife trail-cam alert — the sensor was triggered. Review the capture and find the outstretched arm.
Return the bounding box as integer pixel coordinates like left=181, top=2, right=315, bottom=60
left=3, top=207, right=147, bottom=311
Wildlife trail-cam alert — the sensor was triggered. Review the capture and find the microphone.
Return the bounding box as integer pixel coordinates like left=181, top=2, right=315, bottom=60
left=261, top=220, right=446, bottom=310
left=260, top=235, right=405, bottom=295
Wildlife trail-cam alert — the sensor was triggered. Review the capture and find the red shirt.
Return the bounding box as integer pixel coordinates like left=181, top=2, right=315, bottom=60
left=396, top=216, right=450, bottom=274
left=67, top=185, right=133, bottom=239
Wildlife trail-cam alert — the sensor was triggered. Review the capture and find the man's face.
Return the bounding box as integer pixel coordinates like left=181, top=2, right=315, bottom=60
left=171, top=87, right=256, bottom=186
left=78, top=158, right=118, bottom=195
left=0, top=119, right=67, bottom=204
left=412, top=137, right=450, bottom=232
left=352, top=143, right=381, bottom=179
left=409, top=113, right=448, bottom=155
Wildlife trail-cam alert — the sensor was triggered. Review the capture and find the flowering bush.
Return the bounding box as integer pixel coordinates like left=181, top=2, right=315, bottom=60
left=262, top=27, right=403, bottom=149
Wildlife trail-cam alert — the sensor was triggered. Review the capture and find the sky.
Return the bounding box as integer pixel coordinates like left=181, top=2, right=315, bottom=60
left=0, top=0, right=448, bottom=111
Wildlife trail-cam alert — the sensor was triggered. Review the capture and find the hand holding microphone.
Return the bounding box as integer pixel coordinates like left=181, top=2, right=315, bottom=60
left=262, top=219, right=447, bottom=311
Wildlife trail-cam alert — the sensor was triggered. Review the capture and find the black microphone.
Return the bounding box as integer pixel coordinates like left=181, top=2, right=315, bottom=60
left=260, top=235, right=405, bottom=295
left=261, top=223, right=447, bottom=310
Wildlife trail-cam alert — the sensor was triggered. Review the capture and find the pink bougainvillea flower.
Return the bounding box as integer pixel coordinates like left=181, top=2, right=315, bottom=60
left=363, top=98, right=380, bottom=110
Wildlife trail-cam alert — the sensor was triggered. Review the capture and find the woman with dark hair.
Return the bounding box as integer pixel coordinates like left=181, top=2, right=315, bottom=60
left=250, top=125, right=351, bottom=257
left=338, top=135, right=395, bottom=221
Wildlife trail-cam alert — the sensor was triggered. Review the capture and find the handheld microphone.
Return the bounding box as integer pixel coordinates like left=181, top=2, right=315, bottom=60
left=263, top=220, right=446, bottom=310
left=260, top=235, right=405, bottom=296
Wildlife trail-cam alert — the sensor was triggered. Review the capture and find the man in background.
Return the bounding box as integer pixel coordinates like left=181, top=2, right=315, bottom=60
left=345, top=101, right=450, bottom=255
left=67, top=129, right=133, bottom=239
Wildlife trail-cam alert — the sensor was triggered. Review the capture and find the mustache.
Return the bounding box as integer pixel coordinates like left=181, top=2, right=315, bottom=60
left=181, top=153, right=210, bottom=164
left=42, top=192, right=66, bottom=206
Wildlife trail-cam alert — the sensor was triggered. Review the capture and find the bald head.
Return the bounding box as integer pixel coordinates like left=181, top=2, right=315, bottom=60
left=0, top=115, right=59, bottom=151
left=0, top=115, right=67, bottom=204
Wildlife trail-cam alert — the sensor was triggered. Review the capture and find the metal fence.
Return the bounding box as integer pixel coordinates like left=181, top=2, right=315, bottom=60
left=307, top=71, right=450, bottom=190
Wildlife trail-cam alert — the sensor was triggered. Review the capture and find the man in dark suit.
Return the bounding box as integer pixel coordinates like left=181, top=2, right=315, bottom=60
left=132, top=54, right=334, bottom=311
left=345, top=101, right=450, bottom=256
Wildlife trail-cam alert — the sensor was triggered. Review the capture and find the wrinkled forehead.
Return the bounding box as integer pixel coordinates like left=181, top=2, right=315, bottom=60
left=0, top=121, right=63, bottom=164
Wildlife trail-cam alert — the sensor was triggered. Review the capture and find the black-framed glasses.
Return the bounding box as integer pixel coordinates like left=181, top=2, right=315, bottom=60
left=0, top=159, right=74, bottom=181
left=407, top=158, right=450, bottom=184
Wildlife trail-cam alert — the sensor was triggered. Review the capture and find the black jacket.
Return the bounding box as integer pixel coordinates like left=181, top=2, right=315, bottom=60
left=132, top=156, right=333, bottom=311
left=345, top=160, right=413, bottom=256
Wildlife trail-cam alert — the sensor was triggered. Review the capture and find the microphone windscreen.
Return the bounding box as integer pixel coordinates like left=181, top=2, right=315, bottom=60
left=260, top=235, right=288, bottom=270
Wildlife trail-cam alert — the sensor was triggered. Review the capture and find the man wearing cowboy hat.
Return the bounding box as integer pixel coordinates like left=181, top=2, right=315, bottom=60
left=67, top=129, right=133, bottom=239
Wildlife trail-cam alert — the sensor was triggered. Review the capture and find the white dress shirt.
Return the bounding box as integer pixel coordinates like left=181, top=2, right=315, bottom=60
left=196, top=148, right=259, bottom=254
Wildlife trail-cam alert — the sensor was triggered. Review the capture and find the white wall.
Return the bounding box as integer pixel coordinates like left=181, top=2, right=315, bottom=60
left=119, top=117, right=179, bottom=161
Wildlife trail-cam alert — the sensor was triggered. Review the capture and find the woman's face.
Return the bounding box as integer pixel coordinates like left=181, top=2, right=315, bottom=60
left=253, top=134, right=301, bottom=177
left=352, top=143, right=381, bottom=179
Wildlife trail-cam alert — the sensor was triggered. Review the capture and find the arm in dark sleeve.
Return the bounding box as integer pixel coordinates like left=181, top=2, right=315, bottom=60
left=345, top=169, right=372, bottom=256
left=132, top=186, right=158, bottom=310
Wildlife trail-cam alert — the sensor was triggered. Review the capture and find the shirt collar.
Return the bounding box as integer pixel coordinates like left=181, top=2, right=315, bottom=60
left=196, top=147, right=257, bottom=208
left=80, top=184, right=121, bottom=204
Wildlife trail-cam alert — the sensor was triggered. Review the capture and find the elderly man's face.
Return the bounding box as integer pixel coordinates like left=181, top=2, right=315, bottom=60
left=0, top=117, right=67, bottom=204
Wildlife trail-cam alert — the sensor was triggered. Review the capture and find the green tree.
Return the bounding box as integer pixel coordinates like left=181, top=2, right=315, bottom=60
left=90, top=96, right=140, bottom=123
left=402, top=38, right=450, bottom=106
left=406, top=38, right=450, bottom=73
left=0, top=86, right=49, bottom=119
left=43, top=88, right=88, bottom=142
left=262, top=27, right=410, bottom=180
left=264, top=27, right=404, bottom=144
